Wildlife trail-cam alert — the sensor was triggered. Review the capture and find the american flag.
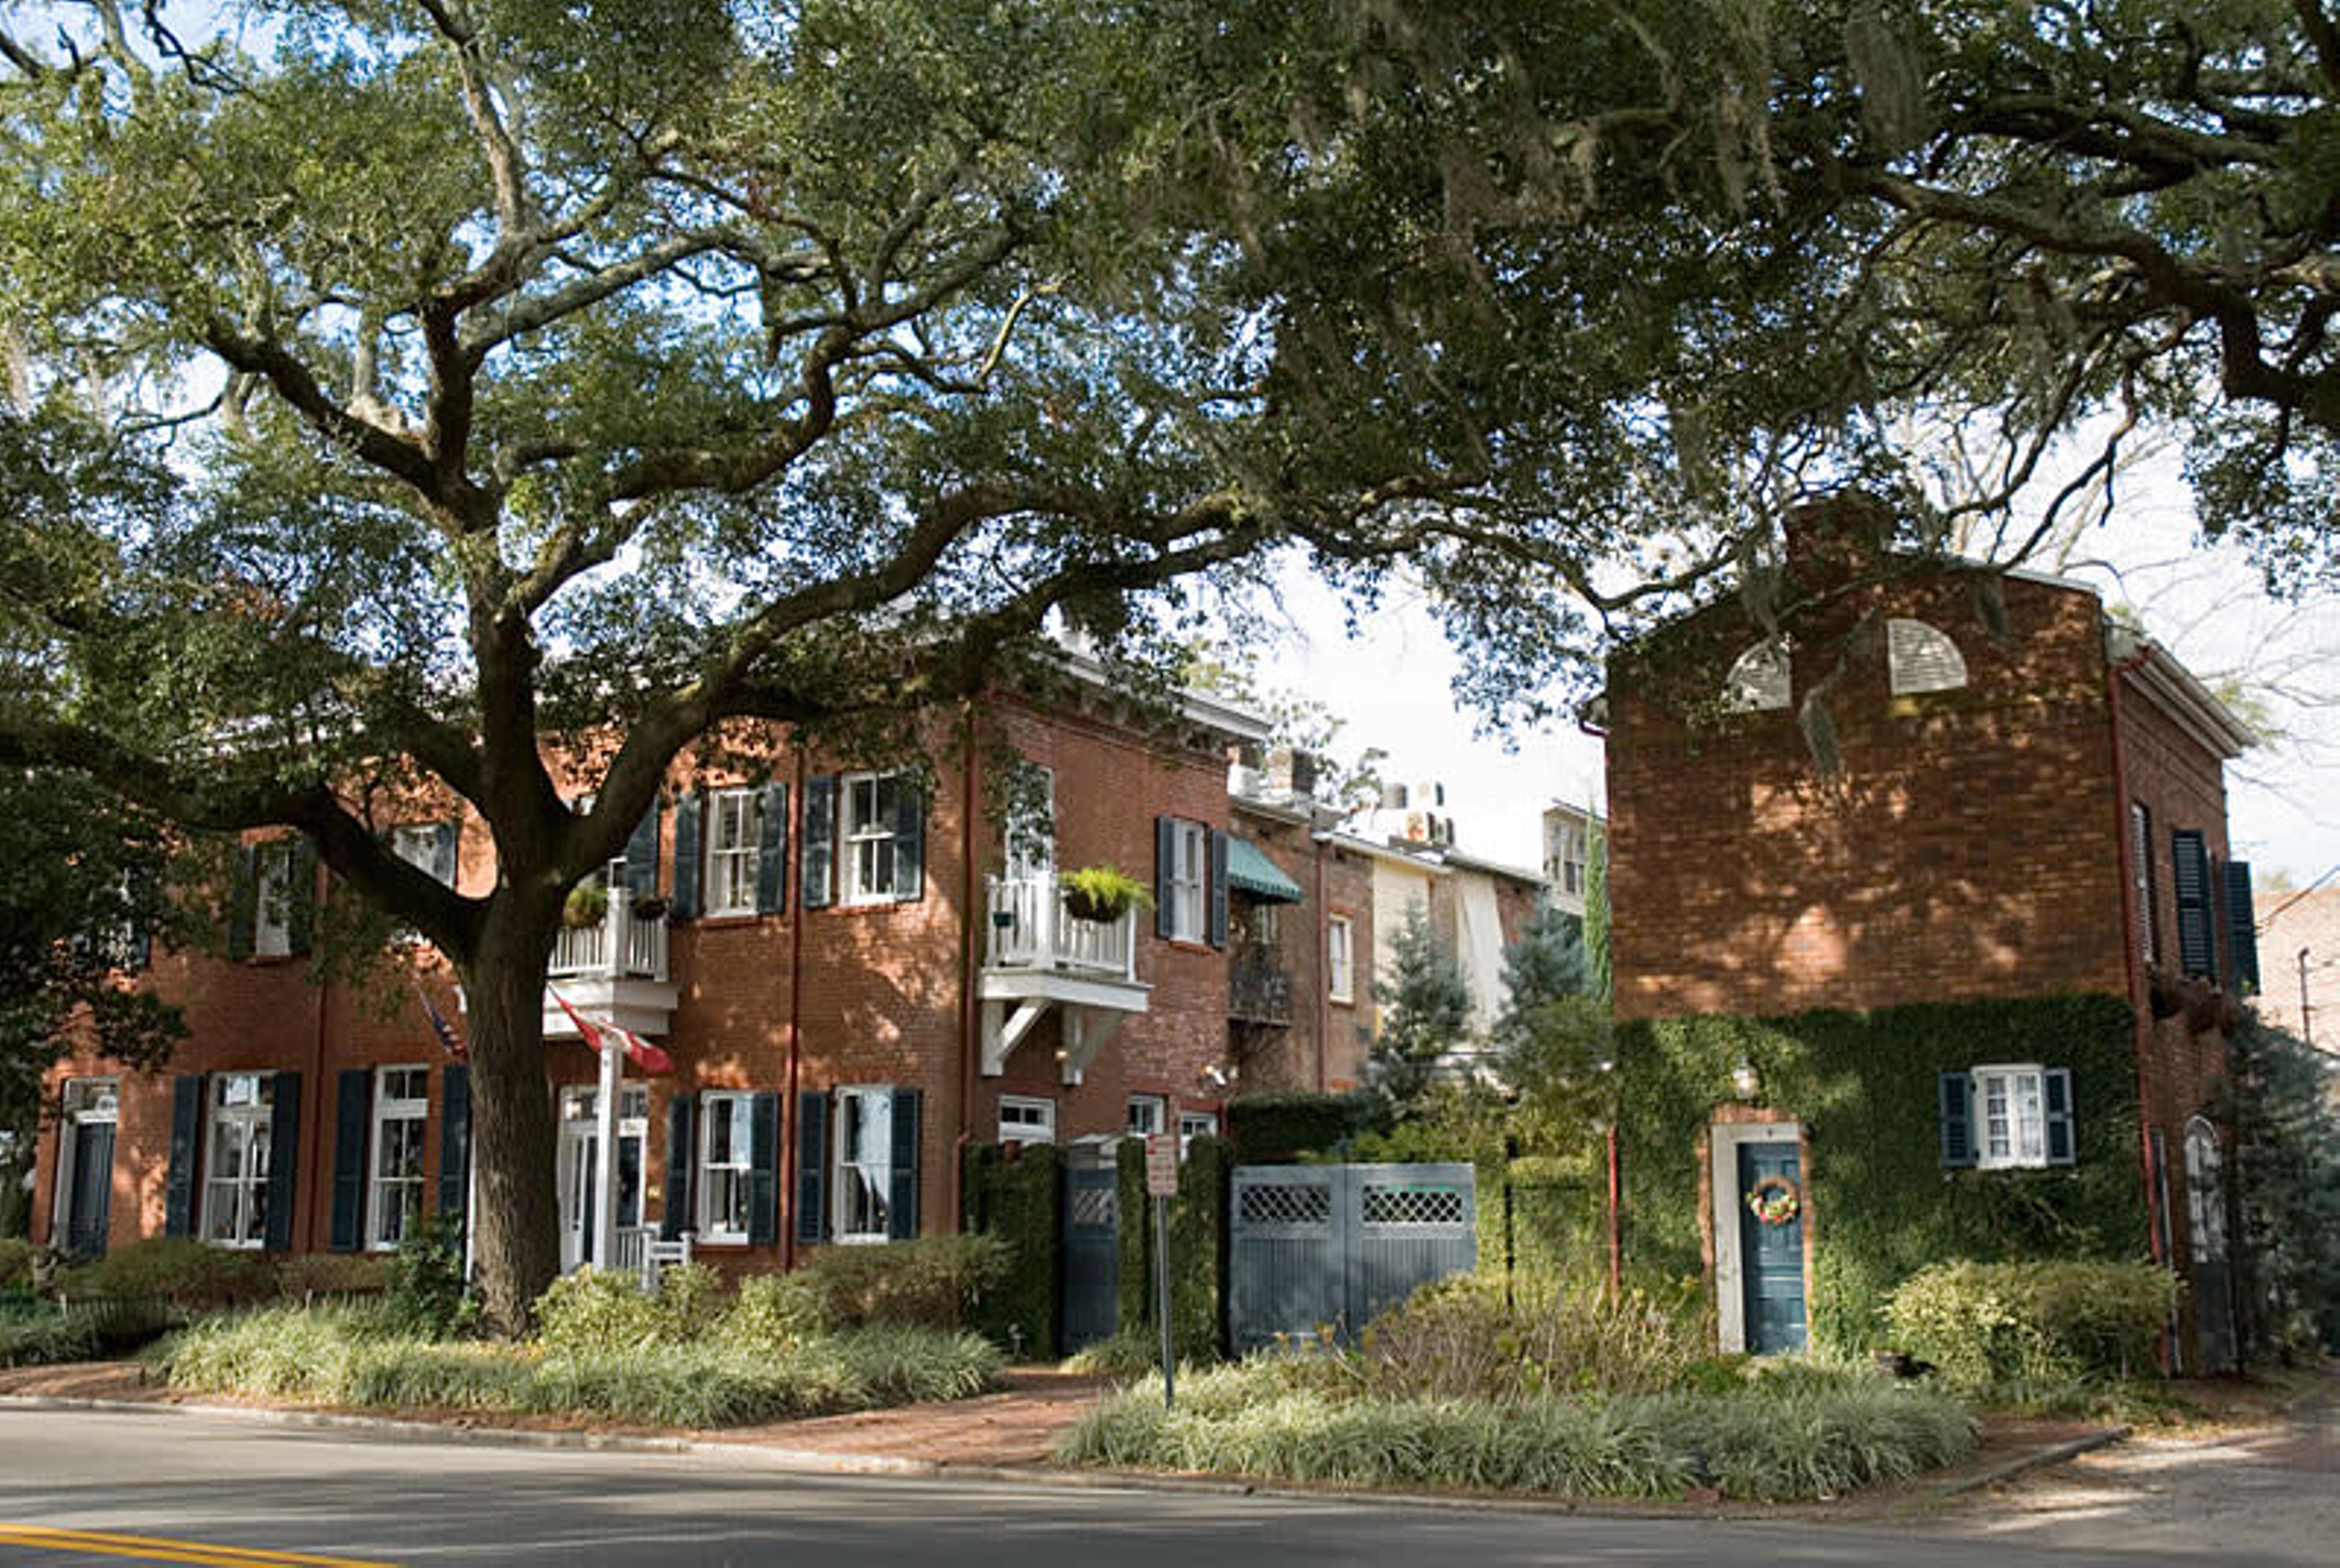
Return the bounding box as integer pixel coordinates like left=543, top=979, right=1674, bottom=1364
left=412, top=983, right=467, bottom=1062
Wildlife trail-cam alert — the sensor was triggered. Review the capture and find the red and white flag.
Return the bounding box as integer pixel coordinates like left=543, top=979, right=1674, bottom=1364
left=550, top=990, right=673, bottom=1074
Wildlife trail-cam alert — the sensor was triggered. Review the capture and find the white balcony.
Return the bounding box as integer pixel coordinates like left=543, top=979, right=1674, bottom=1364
left=979, top=871, right=1149, bottom=1082
left=543, top=889, right=679, bottom=1041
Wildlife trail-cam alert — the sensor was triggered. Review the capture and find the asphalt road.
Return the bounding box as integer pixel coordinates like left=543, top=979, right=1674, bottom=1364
left=0, top=1407, right=2302, bottom=1567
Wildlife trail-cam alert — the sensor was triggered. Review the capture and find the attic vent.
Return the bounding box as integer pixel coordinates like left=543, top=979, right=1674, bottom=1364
left=1724, top=639, right=1790, bottom=712
left=1888, top=619, right=1968, bottom=695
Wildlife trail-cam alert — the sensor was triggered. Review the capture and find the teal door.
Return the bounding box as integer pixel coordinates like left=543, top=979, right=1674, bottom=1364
left=1736, top=1141, right=1806, bottom=1353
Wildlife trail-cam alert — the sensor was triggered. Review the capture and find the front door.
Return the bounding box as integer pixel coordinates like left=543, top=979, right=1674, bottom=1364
left=56, top=1079, right=118, bottom=1259
left=557, top=1084, right=646, bottom=1272
left=1736, top=1140, right=1807, bottom=1354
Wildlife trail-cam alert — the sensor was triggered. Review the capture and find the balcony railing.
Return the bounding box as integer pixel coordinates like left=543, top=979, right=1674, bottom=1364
left=551, top=889, right=670, bottom=981
left=985, top=872, right=1138, bottom=982
left=1229, top=946, right=1293, bottom=1025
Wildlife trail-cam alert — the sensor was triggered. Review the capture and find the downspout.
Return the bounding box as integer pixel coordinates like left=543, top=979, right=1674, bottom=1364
left=953, top=702, right=982, bottom=1231
left=1313, top=832, right=1328, bottom=1091
left=782, top=748, right=807, bottom=1272
left=2106, top=643, right=2161, bottom=1270
left=309, top=946, right=331, bottom=1253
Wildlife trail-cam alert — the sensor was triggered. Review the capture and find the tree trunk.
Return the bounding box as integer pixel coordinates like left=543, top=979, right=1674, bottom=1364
left=461, top=911, right=563, bottom=1337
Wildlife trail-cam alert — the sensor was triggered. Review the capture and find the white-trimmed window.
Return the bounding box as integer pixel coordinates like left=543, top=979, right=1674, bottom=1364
left=1976, top=1064, right=2048, bottom=1169
left=1887, top=618, right=1968, bottom=695
left=254, top=845, right=294, bottom=959
left=1178, top=1110, right=1219, bottom=1153
left=842, top=772, right=912, bottom=905
left=367, top=1066, right=429, bottom=1250
left=835, top=1087, right=896, bottom=1242
left=1724, top=639, right=1791, bottom=712
left=1165, top=819, right=1208, bottom=942
left=698, top=1091, right=754, bottom=1240
left=1127, top=1094, right=1168, bottom=1138
left=705, top=789, right=763, bottom=916
left=1327, top=915, right=1355, bottom=1004
left=998, top=1096, right=1056, bottom=1146
left=202, top=1073, right=275, bottom=1247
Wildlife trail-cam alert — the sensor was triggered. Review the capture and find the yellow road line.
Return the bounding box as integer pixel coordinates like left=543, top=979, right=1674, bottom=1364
left=0, top=1525, right=394, bottom=1567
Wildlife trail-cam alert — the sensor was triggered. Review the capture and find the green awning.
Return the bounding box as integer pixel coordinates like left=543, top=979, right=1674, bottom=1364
left=1226, top=835, right=1303, bottom=904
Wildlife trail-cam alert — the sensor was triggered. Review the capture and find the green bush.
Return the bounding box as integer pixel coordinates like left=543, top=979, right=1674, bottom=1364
left=1062, top=1329, right=1164, bottom=1381
left=1228, top=1091, right=1389, bottom=1165
left=1360, top=1274, right=1712, bottom=1400
left=273, top=1253, right=392, bottom=1300
left=381, top=1214, right=475, bottom=1339
left=0, top=1300, right=101, bottom=1368
left=961, top=1141, right=1060, bottom=1358
left=1054, top=1358, right=1976, bottom=1500
left=1885, top=1259, right=2175, bottom=1387
left=756, top=1233, right=1012, bottom=1336
left=0, top=1238, right=32, bottom=1292
left=57, top=1238, right=277, bottom=1308
left=534, top=1264, right=725, bottom=1357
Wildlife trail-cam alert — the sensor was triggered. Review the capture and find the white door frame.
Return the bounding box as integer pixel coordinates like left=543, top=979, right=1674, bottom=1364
left=1710, top=1120, right=1803, bottom=1355
left=53, top=1078, right=119, bottom=1252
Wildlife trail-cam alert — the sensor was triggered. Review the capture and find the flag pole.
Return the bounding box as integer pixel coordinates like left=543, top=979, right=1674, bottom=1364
left=594, top=1026, right=622, bottom=1274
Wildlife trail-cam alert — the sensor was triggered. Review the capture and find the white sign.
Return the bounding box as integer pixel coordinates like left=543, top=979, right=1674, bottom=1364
left=1145, top=1133, right=1179, bottom=1197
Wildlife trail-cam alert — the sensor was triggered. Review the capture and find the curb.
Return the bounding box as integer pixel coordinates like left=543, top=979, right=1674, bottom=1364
left=1930, top=1426, right=2130, bottom=1495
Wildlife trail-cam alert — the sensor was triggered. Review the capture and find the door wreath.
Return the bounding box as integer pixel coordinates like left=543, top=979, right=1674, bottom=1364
left=1745, top=1174, right=1801, bottom=1227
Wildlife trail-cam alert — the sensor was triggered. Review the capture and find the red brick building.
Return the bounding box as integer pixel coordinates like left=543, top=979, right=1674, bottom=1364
left=34, top=674, right=1281, bottom=1282
left=1608, top=498, right=2258, bottom=1365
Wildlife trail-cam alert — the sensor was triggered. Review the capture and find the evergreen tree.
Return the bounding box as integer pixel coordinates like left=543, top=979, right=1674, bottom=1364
left=1368, top=901, right=1472, bottom=1111
left=2228, top=1015, right=2340, bottom=1358
left=1490, top=895, right=1611, bottom=1160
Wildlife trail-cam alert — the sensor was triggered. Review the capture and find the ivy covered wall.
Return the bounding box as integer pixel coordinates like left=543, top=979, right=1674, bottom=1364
left=1618, top=992, right=2149, bottom=1351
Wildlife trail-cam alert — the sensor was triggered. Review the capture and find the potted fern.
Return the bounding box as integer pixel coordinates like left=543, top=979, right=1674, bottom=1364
left=562, top=883, right=611, bottom=930
left=1060, top=865, right=1154, bottom=924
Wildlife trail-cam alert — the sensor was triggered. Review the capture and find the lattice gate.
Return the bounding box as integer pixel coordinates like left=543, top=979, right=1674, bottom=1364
left=1227, top=1163, right=1475, bottom=1353
left=1060, top=1161, right=1120, bottom=1353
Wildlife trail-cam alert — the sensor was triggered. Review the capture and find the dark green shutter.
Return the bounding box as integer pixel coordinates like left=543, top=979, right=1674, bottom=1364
left=1154, top=817, right=1176, bottom=940
left=2044, top=1068, right=2077, bottom=1166
left=1207, top=829, right=1229, bottom=949
left=227, top=848, right=258, bottom=959
left=1938, top=1072, right=1976, bottom=1168
left=286, top=842, right=317, bottom=956
left=625, top=802, right=662, bottom=899
left=803, top=776, right=837, bottom=910
left=748, top=1091, right=780, bottom=1246
left=795, top=1091, right=829, bottom=1243
left=756, top=782, right=790, bottom=914
left=2172, top=829, right=2216, bottom=979
left=436, top=1065, right=469, bottom=1222
left=430, top=821, right=459, bottom=885
left=330, top=1070, right=370, bottom=1251
left=2224, top=860, right=2260, bottom=993
left=671, top=790, right=704, bottom=920
left=662, top=1091, right=698, bottom=1240
left=891, top=778, right=923, bottom=902
left=264, top=1071, right=301, bottom=1251
left=165, top=1075, right=204, bottom=1237
left=887, top=1088, right=921, bottom=1240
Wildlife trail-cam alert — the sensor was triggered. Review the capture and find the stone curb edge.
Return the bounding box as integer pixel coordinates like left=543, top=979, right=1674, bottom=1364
left=0, top=1392, right=2126, bottom=1519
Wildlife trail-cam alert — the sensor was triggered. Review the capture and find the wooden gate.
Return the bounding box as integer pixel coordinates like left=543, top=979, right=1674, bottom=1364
left=1227, top=1163, right=1475, bottom=1353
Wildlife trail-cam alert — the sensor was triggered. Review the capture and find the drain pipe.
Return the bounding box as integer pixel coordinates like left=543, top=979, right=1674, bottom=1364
left=2107, top=637, right=2173, bottom=1372
left=953, top=703, right=982, bottom=1230
left=782, top=748, right=807, bottom=1272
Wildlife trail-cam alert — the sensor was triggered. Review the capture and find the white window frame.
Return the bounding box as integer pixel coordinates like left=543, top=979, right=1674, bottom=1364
left=697, top=1091, right=755, bottom=1241
left=834, top=1087, right=896, bottom=1243
left=1126, top=1094, right=1168, bottom=1138
left=998, top=1095, right=1056, bottom=1146
left=1973, top=1063, right=2049, bottom=1170
left=1178, top=1110, right=1218, bottom=1154
left=842, top=771, right=908, bottom=906
left=391, top=824, right=453, bottom=887
left=1327, top=914, right=1355, bottom=1004
left=366, top=1065, right=430, bottom=1252
left=202, top=1073, right=275, bottom=1248
left=254, top=844, right=293, bottom=959
left=705, top=788, right=763, bottom=917
left=1165, top=818, right=1207, bottom=942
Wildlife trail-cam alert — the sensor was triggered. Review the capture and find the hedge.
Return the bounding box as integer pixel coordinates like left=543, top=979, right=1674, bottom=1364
left=1118, top=1135, right=1228, bottom=1361
left=961, top=1141, right=1062, bottom=1358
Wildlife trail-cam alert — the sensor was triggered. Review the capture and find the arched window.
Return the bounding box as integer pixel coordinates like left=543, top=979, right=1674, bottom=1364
left=1887, top=618, right=1967, bottom=695
left=1723, top=639, right=1790, bottom=712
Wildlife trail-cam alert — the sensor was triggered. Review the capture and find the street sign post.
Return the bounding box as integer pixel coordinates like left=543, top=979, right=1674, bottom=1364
left=1146, top=1133, right=1178, bottom=1410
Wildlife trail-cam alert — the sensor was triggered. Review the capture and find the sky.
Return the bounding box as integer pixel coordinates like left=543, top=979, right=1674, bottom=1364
left=1262, top=481, right=2340, bottom=890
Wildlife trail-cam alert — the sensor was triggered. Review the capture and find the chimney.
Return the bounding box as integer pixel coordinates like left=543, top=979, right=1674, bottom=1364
left=1782, top=492, right=1896, bottom=591
left=1266, top=746, right=1319, bottom=801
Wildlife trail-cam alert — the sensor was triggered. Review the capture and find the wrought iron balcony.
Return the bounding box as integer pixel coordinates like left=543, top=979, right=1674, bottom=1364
left=1228, top=945, right=1294, bottom=1026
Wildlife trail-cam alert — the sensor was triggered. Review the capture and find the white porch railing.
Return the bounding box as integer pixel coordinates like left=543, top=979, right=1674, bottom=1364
left=613, top=1225, right=693, bottom=1290
left=551, top=889, right=669, bottom=981
left=985, top=872, right=1138, bottom=981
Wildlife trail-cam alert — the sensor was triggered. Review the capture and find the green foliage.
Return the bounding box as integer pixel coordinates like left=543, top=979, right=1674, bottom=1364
left=1369, top=901, right=1474, bottom=1110
left=1059, top=865, right=1154, bottom=921
left=1618, top=995, right=2146, bottom=1353
left=1360, top=1274, right=1711, bottom=1400
left=1061, top=1329, right=1165, bottom=1381
left=745, top=1234, right=1013, bottom=1338
left=271, top=1253, right=392, bottom=1300
left=1886, top=1260, right=2175, bottom=1389
left=380, top=1213, right=476, bottom=1339
left=0, top=1238, right=30, bottom=1292
left=1118, top=1135, right=1228, bottom=1361
left=1054, top=1357, right=1976, bottom=1500
left=0, top=1298, right=101, bottom=1368
left=961, top=1141, right=1061, bottom=1357
left=2227, top=1015, right=2340, bottom=1356
left=1227, top=1091, right=1389, bottom=1165
left=57, top=1238, right=278, bottom=1310
left=533, top=1265, right=726, bottom=1358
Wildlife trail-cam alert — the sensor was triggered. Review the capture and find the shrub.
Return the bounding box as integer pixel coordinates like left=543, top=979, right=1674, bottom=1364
left=381, top=1213, right=475, bottom=1339
left=1360, top=1274, right=1711, bottom=1400
left=0, top=1301, right=101, bottom=1368
left=534, top=1269, right=685, bottom=1357
left=757, top=1234, right=1012, bottom=1336
left=273, top=1254, right=392, bottom=1300
left=57, top=1238, right=277, bottom=1308
left=0, top=1238, right=32, bottom=1293
left=1885, top=1259, right=2175, bottom=1387
left=1062, top=1330, right=1163, bottom=1381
